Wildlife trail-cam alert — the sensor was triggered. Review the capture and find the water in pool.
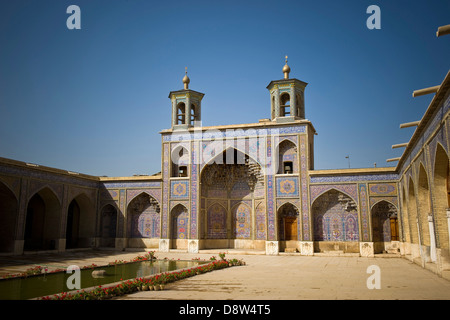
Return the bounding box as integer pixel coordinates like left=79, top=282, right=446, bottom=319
left=0, top=260, right=204, bottom=300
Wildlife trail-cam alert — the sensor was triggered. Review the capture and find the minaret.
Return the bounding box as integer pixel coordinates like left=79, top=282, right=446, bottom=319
left=266, top=56, right=308, bottom=123
left=169, top=68, right=205, bottom=130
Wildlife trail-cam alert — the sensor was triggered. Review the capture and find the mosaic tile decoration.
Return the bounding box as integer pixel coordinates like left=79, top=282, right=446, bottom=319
left=102, top=181, right=161, bottom=189
left=372, top=201, right=397, bottom=242
left=100, top=188, right=119, bottom=201
left=299, top=135, right=310, bottom=241
left=126, top=189, right=161, bottom=205
left=232, top=202, right=251, bottom=239
left=171, top=205, right=189, bottom=239
left=266, top=137, right=276, bottom=241
left=276, top=176, right=299, bottom=197
left=399, top=93, right=449, bottom=174
left=119, top=189, right=125, bottom=237
left=310, top=174, right=398, bottom=183
left=207, top=202, right=227, bottom=239
left=162, top=143, right=169, bottom=238
left=190, top=140, right=199, bottom=238
left=170, top=180, right=189, bottom=199
left=312, top=190, right=359, bottom=241
left=0, top=163, right=99, bottom=189
left=277, top=135, right=298, bottom=146
left=310, top=184, right=358, bottom=206
left=170, top=200, right=189, bottom=212
left=162, top=125, right=307, bottom=142
left=129, top=206, right=160, bottom=238
left=369, top=196, right=398, bottom=209
left=368, top=183, right=397, bottom=196
left=230, top=180, right=252, bottom=199
left=255, top=201, right=266, bottom=240
left=358, top=184, right=370, bottom=242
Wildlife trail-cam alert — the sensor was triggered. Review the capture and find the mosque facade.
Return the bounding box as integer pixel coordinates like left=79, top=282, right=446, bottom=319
left=0, top=59, right=449, bottom=277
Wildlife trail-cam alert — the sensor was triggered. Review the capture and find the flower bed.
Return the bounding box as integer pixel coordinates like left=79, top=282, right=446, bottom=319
left=39, top=256, right=245, bottom=300
left=1, top=252, right=157, bottom=280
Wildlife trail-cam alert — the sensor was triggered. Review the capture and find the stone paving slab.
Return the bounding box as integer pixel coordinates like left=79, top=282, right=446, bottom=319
left=1, top=249, right=450, bottom=300
left=117, top=250, right=450, bottom=300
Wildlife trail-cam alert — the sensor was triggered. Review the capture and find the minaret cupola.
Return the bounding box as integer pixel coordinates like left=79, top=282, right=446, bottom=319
left=169, top=67, right=204, bottom=130
left=266, top=56, right=308, bottom=123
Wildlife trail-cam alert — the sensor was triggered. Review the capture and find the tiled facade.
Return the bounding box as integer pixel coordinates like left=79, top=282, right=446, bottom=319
left=0, top=65, right=448, bottom=280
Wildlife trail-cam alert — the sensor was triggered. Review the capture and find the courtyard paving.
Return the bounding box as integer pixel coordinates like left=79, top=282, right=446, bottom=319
left=0, top=249, right=450, bottom=300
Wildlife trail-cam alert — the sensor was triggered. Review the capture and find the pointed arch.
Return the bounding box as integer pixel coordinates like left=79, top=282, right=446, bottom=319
left=200, top=147, right=264, bottom=194
left=200, top=145, right=264, bottom=175
left=27, top=183, right=62, bottom=206
left=407, top=177, right=419, bottom=244
left=206, top=202, right=228, bottom=239
left=99, top=203, right=117, bottom=247
left=417, top=163, right=431, bottom=246
left=401, top=184, right=411, bottom=243
left=176, top=102, right=186, bottom=124
left=231, top=202, right=252, bottom=239
left=171, top=144, right=189, bottom=177
left=25, top=187, right=62, bottom=251
left=277, top=202, right=300, bottom=241
left=0, top=176, right=19, bottom=200
left=280, top=92, right=291, bottom=117
left=311, top=186, right=358, bottom=209
left=276, top=139, right=298, bottom=174
left=370, top=198, right=398, bottom=210
left=171, top=203, right=189, bottom=244
left=127, top=192, right=160, bottom=239
left=372, top=200, right=398, bottom=244
left=66, top=192, right=96, bottom=249
left=311, top=189, right=359, bottom=242
left=127, top=190, right=161, bottom=207
left=0, top=180, right=18, bottom=253
left=433, top=142, right=450, bottom=249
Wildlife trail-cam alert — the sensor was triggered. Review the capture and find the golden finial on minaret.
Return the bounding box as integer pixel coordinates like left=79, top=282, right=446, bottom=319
left=183, top=67, right=190, bottom=90
left=282, top=55, right=291, bottom=79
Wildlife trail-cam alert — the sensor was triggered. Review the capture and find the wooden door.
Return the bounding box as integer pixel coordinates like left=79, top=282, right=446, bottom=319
left=390, top=218, right=399, bottom=241
left=284, top=217, right=297, bottom=240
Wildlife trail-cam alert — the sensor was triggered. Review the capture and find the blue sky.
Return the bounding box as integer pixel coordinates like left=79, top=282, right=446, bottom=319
left=0, top=0, right=449, bottom=177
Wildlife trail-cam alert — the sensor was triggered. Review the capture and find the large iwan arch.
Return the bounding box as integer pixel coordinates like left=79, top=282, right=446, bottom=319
left=311, top=189, right=359, bottom=253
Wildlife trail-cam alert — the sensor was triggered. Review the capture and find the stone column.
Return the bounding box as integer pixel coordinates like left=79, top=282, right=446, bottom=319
left=290, top=86, right=297, bottom=117
left=428, top=214, right=437, bottom=262
left=186, top=93, right=191, bottom=126
left=196, top=100, right=201, bottom=124
left=274, top=87, right=280, bottom=118
left=171, top=97, right=177, bottom=127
